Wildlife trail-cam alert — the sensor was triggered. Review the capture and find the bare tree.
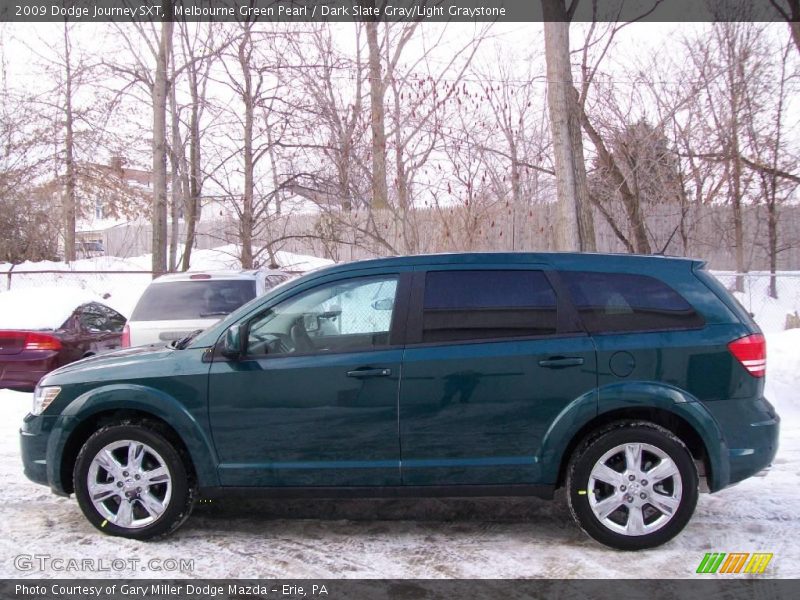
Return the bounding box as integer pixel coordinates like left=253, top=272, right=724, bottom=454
left=745, top=40, right=798, bottom=297
left=0, top=61, right=60, bottom=263
left=177, top=21, right=227, bottom=271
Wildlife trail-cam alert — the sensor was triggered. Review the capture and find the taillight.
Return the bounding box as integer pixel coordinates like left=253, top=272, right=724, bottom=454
left=728, top=333, right=766, bottom=377
left=121, top=324, right=131, bottom=348
left=24, top=332, right=62, bottom=352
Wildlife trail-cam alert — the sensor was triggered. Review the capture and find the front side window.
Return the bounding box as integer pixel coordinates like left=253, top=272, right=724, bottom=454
left=560, top=271, right=704, bottom=333
left=246, top=276, right=399, bottom=356
left=421, top=270, right=557, bottom=343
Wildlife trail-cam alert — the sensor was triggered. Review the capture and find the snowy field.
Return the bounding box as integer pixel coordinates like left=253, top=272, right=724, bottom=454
left=0, top=252, right=798, bottom=578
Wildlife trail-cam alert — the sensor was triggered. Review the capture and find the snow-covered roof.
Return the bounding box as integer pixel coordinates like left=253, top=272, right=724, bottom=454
left=0, top=287, right=105, bottom=330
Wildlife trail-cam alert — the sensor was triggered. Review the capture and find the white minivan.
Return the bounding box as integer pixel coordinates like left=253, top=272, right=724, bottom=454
left=123, top=270, right=291, bottom=347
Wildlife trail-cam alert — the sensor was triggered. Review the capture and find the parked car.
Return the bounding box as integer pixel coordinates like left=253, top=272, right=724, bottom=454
left=21, top=253, right=779, bottom=549
left=77, top=240, right=106, bottom=258
left=0, top=289, right=126, bottom=391
left=123, top=269, right=292, bottom=347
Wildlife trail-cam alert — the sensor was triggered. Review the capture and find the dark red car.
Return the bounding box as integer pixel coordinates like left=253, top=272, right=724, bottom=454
left=0, top=293, right=126, bottom=391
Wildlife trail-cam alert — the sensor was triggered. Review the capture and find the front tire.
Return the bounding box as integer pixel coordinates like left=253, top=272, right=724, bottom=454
left=566, top=421, right=698, bottom=550
left=74, top=423, right=195, bottom=540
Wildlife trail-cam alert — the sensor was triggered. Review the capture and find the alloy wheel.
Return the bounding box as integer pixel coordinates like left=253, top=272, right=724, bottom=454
left=587, top=442, right=683, bottom=536
left=86, top=439, right=172, bottom=529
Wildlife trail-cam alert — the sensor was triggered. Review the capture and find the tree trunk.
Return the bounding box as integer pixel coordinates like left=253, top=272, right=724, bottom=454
left=63, top=23, right=76, bottom=263
left=541, top=6, right=596, bottom=251
left=731, top=102, right=745, bottom=292
left=168, top=50, right=180, bottom=272
left=151, top=19, right=173, bottom=278
left=240, top=27, right=254, bottom=269
left=768, top=199, right=778, bottom=299
left=366, top=16, right=388, bottom=211
left=181, top=79, right=201, bottom=272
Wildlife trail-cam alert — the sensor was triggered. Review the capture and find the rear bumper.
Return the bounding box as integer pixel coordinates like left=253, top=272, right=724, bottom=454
left=0, top=354, right=58, bottom=391
left=703, top=396, right=780, bottom=491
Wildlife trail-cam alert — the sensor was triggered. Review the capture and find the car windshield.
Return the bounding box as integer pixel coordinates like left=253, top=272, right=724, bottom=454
left=130, top=280, right=257, bottom=321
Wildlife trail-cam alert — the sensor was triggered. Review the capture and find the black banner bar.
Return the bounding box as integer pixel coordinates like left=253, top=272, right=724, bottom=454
left=0, top=0, right=787, bottom=23
left=2, top=579, right=800, bottom=600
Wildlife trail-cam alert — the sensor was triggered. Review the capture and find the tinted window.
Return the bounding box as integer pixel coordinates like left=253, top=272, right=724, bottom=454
left=422, top=270, right=557, bottom=343
left=560, top=271, right=704, bottom=333
left=246, top=276, right=398, bottom=356
left=131, top=280, right=257, bottom=321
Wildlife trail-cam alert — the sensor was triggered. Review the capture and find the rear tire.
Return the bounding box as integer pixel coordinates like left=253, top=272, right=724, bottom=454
left=74, top=422, right=195, bottom=540
left=566, top=421, right=698, bottom=550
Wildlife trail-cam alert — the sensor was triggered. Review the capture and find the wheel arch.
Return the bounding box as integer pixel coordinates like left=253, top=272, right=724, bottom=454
left=47, top=384, right=219, bottom=495
left=541, top=384, right=729, bottom=492
left=553, top=407, right=711, bottom=488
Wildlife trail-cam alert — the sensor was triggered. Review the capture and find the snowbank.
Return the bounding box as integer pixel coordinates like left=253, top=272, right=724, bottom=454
left=0, top=247, right=334, bottom=318
left=0, top=287, right=107, bottom=329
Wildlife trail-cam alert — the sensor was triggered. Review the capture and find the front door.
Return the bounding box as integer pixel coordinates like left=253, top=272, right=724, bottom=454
left=208, top=273, right=408, bottom=487
left=399, top=268, right=597, bottom=486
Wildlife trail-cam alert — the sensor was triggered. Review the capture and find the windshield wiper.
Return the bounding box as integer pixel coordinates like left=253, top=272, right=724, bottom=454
left=199, top=311, right=230, bottom=317
left=172, top=329, right=204, bottom=350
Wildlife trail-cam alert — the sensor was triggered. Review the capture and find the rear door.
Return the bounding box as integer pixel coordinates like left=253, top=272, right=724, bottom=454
left=399, top=267, right=597, bottom=486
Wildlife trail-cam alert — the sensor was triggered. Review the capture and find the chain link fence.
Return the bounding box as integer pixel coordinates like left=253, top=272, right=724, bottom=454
left=711, top=272, right=800, bottom=332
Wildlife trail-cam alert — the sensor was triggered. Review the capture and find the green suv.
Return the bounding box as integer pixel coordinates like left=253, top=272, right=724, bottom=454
left=20, top=253, right=779, bottom=550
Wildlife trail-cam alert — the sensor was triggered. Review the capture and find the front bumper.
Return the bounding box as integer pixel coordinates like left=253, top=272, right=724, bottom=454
left=19, top=413, right=62, bottom=493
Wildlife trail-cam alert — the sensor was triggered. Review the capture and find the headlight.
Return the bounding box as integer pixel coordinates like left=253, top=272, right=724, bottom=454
left=32, top=386, right=61, bottom=415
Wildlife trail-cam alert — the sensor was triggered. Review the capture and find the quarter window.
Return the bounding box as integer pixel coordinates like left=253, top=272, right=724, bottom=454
left=421, top=270, right=557, bottom=343
left=560, top=271, right=704, bottom=333
left=246, top=276, right=398, bottom=356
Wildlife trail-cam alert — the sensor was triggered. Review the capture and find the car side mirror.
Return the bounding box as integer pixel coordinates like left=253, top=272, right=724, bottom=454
left=221, top=325, right=244, bottom=359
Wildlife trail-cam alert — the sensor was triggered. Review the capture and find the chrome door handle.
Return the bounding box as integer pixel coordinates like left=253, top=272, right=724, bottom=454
left=346, top=368, right=392, bottom=378
left=538, top=357, right=585, bottom=369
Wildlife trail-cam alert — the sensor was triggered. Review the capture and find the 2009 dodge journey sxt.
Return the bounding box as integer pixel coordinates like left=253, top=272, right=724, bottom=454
left=20, top=253, right=779, bottom=550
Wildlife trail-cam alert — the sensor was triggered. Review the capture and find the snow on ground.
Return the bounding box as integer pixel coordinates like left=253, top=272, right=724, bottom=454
left=0, top=331, right=797, bottom=579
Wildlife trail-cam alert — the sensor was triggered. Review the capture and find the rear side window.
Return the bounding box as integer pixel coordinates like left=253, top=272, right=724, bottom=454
left=560, top=271, right=704, bottom=333
left=131, top=280, right=257, bottom=321
left=77, top=303, right=127, bottom=333
left=422, top=270, right=557, bottom=343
